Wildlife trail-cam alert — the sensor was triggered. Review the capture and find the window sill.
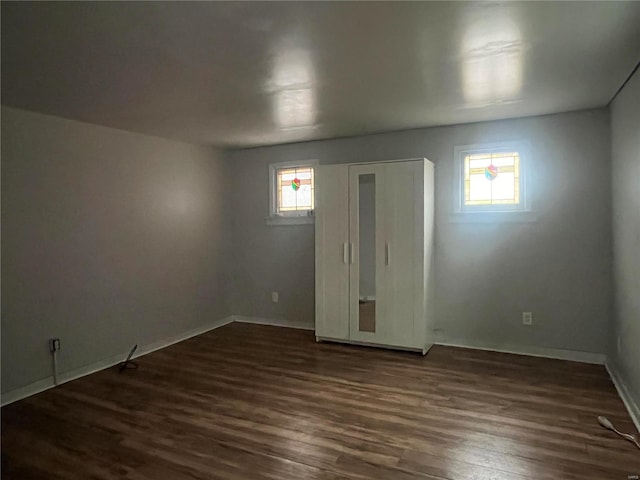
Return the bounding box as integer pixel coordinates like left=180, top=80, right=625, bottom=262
left=449, top=211, right=538, bottom=223
left=265, top=216, right=315, bottom=226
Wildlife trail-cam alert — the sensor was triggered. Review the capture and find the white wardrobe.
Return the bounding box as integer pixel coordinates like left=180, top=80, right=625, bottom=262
left=315, top=158, right=435, bottom=354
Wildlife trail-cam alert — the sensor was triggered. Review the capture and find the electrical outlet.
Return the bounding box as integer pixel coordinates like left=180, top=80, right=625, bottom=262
left=49, top=338, right=61, bottom=352
left=522, top=312, right=533, bottom=326
left=271, top=291, right=279, bottom=303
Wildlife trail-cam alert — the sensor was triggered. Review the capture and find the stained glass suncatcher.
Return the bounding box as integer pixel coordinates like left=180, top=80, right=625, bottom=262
left=277, top=167, right=314, bottom=213
left=464, top=151, right=520, bottom=206
left=484, top=164, right=498, bottom=181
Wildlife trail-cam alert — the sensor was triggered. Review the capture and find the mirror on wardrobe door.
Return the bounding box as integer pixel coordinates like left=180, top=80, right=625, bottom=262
left=358, top=174, right=376, bottom=332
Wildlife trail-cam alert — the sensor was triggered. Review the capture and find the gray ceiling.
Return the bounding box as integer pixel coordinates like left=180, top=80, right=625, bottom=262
left=2, top=2, right=640, bottom=148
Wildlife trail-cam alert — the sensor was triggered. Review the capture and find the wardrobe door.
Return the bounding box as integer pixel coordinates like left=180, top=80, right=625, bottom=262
left=348, top=163, right=388, bottom=344
left=383, top=160, right=425, bottom=348
left=315, top=164, right=350, bottom=339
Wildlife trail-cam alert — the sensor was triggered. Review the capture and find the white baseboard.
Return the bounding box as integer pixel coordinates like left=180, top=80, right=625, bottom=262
left=130, top=316, right=234, bottom=359
left=605, top=362, right=640, bottom=434
left=0, top=377, right=55, bottom=408
left=232, top=315, right=315, bottom=331
left=4, top=316, right=630, bottom=429
left=1, top=316, right=234, bottom=407
left=435, top=338, right=607, bottom=365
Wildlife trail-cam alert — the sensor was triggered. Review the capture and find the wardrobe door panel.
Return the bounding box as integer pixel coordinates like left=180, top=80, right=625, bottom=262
left=384, top=161, right=424, bottom=347
left=315, top=164, right=350, bottom=339
left=348, top=164, right=387, bottom=344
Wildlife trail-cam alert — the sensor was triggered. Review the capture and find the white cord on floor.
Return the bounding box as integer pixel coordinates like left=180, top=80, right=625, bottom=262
left=52, top=349, right=59, bottom=386
left=598, top=416, right=640, bottom=449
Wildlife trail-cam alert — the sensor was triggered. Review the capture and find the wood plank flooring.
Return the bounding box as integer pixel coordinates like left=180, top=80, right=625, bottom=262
left=2, top=322, right=639, bottom=479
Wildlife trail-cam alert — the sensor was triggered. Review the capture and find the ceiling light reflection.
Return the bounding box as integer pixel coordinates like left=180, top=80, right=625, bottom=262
left=276, top=88, right=315, bottom=130
left=271, top=49, right=314, bottom=89
left=461, top=15, right=523, bottom=107
left=270, top=48, right=317, bottom=130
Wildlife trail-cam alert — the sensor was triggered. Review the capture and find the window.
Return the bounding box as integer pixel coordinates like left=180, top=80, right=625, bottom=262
left=464, top=151, right=520, bottom=207
left=276, top=166, right=314, bottom=213
left=453, top=141, right=533, bottom=220
left=268, top=160, right=317, bottom=225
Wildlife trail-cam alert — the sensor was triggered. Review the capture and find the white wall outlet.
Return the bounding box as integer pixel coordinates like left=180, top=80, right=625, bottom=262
left=49, top=338, right=61, bottom=352
left=271, top=291, right=279, bottom=303
left=522, top=312, right=533, bottom=325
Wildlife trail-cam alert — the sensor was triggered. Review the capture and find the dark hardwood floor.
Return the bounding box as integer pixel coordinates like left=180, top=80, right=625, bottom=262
left=2, top=322, right=639, bottom=479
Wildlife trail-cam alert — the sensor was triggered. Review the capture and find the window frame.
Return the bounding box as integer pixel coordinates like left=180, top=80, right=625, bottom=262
left=452, top=141, right=533, bottom=220
left=267, top=159, right=318, bottom=226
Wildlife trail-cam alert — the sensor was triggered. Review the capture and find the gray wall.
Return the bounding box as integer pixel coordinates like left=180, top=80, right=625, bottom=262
left=1, top=107, right=231, bottom=394
left=611, top=70, right=640, bottom=411
left=2, top=105, right=615, bottom=396
left=227, top=108, right=612, bottom=355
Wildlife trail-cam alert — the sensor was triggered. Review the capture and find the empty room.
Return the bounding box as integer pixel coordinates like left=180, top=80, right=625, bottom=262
left=2, top=1, right=640, bottom=479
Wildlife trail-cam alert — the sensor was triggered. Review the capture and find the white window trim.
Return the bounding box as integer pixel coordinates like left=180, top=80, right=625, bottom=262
left=450, top=141, right=536, bottom=223
left=267, top=159, right=318, bottom=226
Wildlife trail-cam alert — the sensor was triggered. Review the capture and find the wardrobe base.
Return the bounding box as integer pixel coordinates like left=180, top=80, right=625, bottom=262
left=316, top=336, right=434, bottom=356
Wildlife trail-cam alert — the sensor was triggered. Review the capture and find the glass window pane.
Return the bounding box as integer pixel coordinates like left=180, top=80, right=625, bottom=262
left=275, top=165, right=315, bottom=213
left=491, top=172, right=515, bottom=200
left=492, top=154, right=516, bottom=167
left=469, top=153, right=490, bottom=161
left=491, top=152, right=516, bottom=159
left=469, top=174, right=491, bottom=201
left=470, top=158, right=491, bottom=168
left=296, top=170, right=311, bottom=180
left=463, top=150, right=521, bottom=207
left=297, top=184, right=312, bottom=208
left=281, top=185, right=296, bottom=208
